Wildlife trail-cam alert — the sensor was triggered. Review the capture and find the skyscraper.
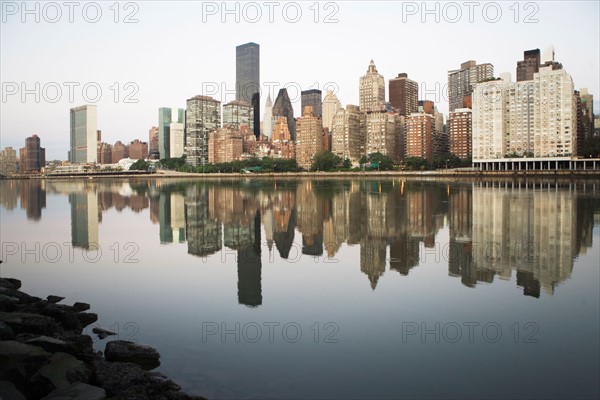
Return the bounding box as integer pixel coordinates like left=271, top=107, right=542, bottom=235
left=389, top=73, right=418, bottom=116
left=69, top=105, right=97, bottom=163
left=449, top=108, right=473, bottom=159
left=158, top=108, right=185, bottom=159
left=223, top=100, right=254, bottom=130
left=448, top=60, right=494, bottom=112
left=236, top=42, right=260, bottom=139
left=185, top=95, right=221, bottom=167
left=272, top=88, right=295, bottom=140
left=332, top=105, right=366, bottom=165
left=322, top=90, right=342, bottom=131
left=301, top=89, right=322, bottom=118
left=296, top=106, right=323, bottom=170
left=359, top=60, right=385, bottom=112
left=263, top=93, right=273, bottom=138
left=20, top=135, right=45, bottom=172
left=406, top=113, right=434, bottom=161
left=148, top=126, right=159, bottom=157
left=516, top=49, right=541, bottom=82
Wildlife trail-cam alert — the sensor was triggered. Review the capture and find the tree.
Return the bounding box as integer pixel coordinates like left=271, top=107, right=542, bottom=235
left=311, top=151, right=342, bottom=171
left=403, top=157, right=430, bottom=170
left=342, top=158, right=351, bottom=169
left=129, top=159, right=150, bottom=171
left=367, top=153, right=393, bottom=171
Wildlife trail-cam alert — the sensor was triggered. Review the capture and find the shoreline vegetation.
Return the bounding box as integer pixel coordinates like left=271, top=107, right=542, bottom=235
left=0, top=277, right=206, bottom=400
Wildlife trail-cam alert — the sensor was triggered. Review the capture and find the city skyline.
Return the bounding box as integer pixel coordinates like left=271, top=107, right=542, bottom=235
left=2, top=2, right=598, bottom=160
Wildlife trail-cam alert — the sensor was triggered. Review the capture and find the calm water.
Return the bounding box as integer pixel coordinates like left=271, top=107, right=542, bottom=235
left=1, top=177, right=599, bottom=399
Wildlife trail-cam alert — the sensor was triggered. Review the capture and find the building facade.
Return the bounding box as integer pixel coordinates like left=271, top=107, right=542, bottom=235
left=406, top=113, right=434, bottom=161
left=263, top=93, right=273, bottom=138
left=186, top=95, right=221, bottom=167
left=158, top=108, right=185, bottom=159
left=112, top=141, right=128, bottom=162
left=301, top=89, right=322, bottom=118
left=448, top=60, right=494, bottom=112
left=365, top=112, right=396, bottom=158
left=517, top=49, right=541, bottom=82
left=0, top=147, right=18, bottom=175
left=272, top=88, right=296, bottom=140
left=149, top=126, right=159, bottom=157
left=323, top=90, right=342, bottom=131
left=332, top=105, right=366, bottom=165
left=208, top=127, right=243, bottom=164
left=449, top=108, right=473, bottom=159
left=359, top=60, right=385, bottom=113
left=69, top=105, right=97, bottom=163
left=236, top=42, right=260, bottom=138
left=389, top=73, right=418, bottom=116
left=295, top=106, right=323, bottom=170
left=20, top=135, right=45, bottom=172
left=223, top=100, right=254, bottom=131
left=128, top=139, right=149, bottom=160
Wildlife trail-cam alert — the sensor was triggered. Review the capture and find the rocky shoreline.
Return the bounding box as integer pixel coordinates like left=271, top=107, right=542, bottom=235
left=0, top=277, right=206, bottom=400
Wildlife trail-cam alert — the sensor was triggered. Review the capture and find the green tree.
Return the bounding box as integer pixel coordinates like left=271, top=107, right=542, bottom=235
left=367, top=152, right=394, bottom=171
left=311, top=151, right=342, bottom=171
left=129, top=159, right=150, bottom=171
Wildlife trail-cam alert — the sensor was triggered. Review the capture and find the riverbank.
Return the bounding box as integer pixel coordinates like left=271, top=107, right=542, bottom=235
left=6, top=168, right=600, bottom=180
left=0, top=277, right=206, bottom=400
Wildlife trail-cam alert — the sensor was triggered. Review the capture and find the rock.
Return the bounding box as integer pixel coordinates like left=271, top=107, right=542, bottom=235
left=72, top=302, right=90, bottom=312
left=0, top=312, right=60, bottom=336
left=104, top=340, right=160, bottom=370
left=0, top=321, right=15, bottom=340
left=33, top=352, right=90, bottom=390
left=0, top=380, right=26, bottom=400
left=47, top=295, right=65, bottom=304
left=92, top=360, right=147, bottom=397
left=92, top=327, right=117, bottom=340
left=41, top=382, right=106, bottom=400
left=0, top=278, right=21, bottom=290
left=41, top=304, right=82, bottom=332
left=24, top=336, right=72, bottom=354
left=75, top=313, right=98, bottom=329
left=0, top=340, right=51, bottom=389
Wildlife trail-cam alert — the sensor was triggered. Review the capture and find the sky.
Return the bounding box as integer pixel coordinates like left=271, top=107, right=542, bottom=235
left=1, top=0, right=599, bottom=160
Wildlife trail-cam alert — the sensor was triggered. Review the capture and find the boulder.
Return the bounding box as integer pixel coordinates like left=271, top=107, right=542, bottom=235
left=41, top=382, right=106, bottom=400
left=47, top=296, right=65, bottom=304
left=72, top=302, right=90, bottom=312
left=0, top=321, right=15, bottom=340
left=0, top=278, right=21, bottom=290
left=0, top=380, right=26, bottom=400
left=92, top=360, right=147, bottom=397
left=75, top=313, right=98, bottom=329
left=0, top=312, right=59, bottom=336
left=104, top=340, right=160, bottom=370
left=92, top=327, right=117, bottom=340
left=24, top=335, right=72, bottom=354
left=33, top=352, right=90, bottom=390
left=0, top=340, right=51, bottom=388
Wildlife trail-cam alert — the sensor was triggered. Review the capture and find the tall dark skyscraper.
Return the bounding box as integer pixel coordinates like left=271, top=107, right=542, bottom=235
left=236, top=42, right=260, bottom=139
left=301, top=89, right=322, bottom=118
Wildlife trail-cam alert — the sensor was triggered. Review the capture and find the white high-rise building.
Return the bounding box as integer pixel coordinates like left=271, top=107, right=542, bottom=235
left=322, top=90, right=342, bottom=131
left=332, top=105, right=366, bottom=165
left=359, top=60, right=385, bottom=113
left=169, top=122, right=185, bottom=158
left=472, top=63, right=576, bottom=161
left=534, top=66, right=576, bottom=157
left=263, top=93, right=273, bottom=138
left=69, top=105, right=97, bottom=163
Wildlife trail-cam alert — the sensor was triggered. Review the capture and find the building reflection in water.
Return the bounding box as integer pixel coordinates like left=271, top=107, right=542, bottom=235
left=4, top=178, right=598, bottom=304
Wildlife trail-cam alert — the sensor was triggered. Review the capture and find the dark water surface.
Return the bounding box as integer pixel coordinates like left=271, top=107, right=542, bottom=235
left=1, top=177, right=599, bottom=399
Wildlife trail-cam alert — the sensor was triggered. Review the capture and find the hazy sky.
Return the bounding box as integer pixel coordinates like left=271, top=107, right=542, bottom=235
left=1, top=1, right=599, bottom=160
